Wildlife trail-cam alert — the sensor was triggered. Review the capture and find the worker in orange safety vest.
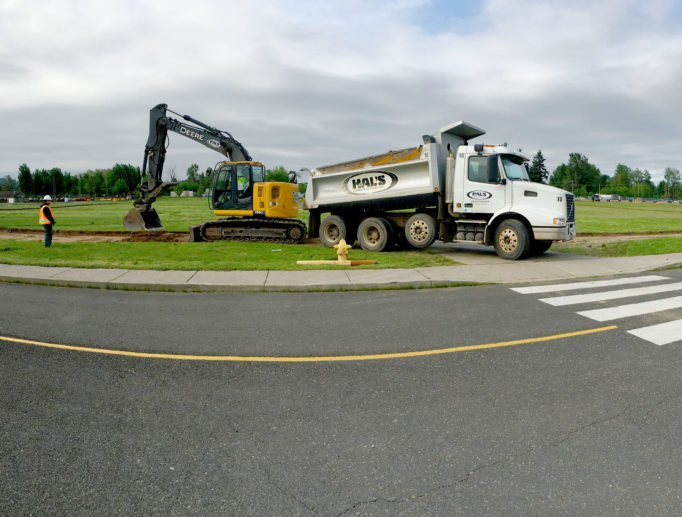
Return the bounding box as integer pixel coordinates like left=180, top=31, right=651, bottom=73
left=39, top=195, right=56, bottom=247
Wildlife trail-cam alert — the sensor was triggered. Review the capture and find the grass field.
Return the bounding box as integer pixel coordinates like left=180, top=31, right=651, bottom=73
left=1, top=197, right=680, bottom=268
left=0, top=240, right=453, bottom=270
left=0, top=198, right=238, bottom=232
left=2, top=198, right=680, bottom=234
left=574, top=200, right=682, bottom=234
left=553, top=236, right=682, bottom=257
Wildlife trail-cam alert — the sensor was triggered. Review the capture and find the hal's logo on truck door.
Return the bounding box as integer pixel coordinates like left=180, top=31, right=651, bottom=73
left=467, top=190, right=492, bottom=200
left=344, top=171, right=397, bottom=195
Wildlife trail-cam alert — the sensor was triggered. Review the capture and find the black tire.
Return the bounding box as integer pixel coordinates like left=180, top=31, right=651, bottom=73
left=404, top=213, right=437, bottom=249
left=319, top=215, right=351, bottom=247
left=493, top=219, right=531, bottom=260
left=529, top=240, right=552, bottom=255
left=357, top=217, right=393, bottom=252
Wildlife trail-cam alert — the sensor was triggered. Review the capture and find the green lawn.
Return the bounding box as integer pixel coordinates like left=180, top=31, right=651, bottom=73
left=553, top=236, right=682, bottom=257
left=3, top=198, right=680, bottom=234
left=1, top=198, right=680, bottom=269
left=0, top=240, right=452, bottom=270
left=574, top=200, right=682, bottom=234
left=0, top=198, right=230, bottom=232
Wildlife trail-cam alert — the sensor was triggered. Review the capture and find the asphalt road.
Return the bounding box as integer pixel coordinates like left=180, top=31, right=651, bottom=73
left=1, top=273, right=681, bottom=516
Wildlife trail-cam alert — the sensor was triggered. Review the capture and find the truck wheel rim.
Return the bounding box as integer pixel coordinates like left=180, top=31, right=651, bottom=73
left=325, top=226, right=340, bottom=241
left=364, top=226, right=380, bottom=244
left=409, top=220, right=430, bottom=242
left=498, top=228, right=518, bottom=253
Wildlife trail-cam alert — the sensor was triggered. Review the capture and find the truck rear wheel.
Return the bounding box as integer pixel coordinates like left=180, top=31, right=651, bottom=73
left=493, top=219, right=530, bottom=260
left=358, top=217, right=393, bottom=252
left=319, top=215, right=353, bottom=247
left=404, top=213, right=437, bottom=249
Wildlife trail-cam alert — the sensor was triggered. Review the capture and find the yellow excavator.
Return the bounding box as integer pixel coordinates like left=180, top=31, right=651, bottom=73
left=123, top=104, right=306, bottom=243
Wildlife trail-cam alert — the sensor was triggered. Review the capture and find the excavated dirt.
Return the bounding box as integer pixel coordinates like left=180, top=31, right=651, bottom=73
left=0, top=229, right=678, bottom=244
left=0, top=229, right=189, bottom=242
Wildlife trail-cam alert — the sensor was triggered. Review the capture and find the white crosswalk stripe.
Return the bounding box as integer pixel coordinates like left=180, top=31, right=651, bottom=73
left=538, top=281, right=682, bottom=306
left=577, top=296, right=682, bottom=321
left=510, top=275, right=669, bottom=294
left=628, top=320, right=682, bottom=346
left=512, top=276, right=682, bottom=346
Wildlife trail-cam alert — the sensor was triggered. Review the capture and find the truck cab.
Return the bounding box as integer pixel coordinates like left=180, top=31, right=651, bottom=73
left=450, top=144, right=576, bottom=246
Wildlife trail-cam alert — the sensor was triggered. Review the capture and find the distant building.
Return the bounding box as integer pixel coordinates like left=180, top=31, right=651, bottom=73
left=0, top=190, right=24, bottom=203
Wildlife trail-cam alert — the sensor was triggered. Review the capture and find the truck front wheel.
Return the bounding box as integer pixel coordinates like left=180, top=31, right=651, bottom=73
left=404, top=213, right=437, bottom=249
left=493, top=220, right=530, bottom=260
left=358, top=217, right=393, bottom=252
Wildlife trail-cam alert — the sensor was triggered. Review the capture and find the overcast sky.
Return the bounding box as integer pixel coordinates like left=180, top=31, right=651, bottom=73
left=1, top=0, right=681, bottom=183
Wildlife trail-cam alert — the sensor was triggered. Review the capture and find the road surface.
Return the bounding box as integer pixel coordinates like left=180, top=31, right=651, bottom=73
left=2, top=272, right=681, bottom=515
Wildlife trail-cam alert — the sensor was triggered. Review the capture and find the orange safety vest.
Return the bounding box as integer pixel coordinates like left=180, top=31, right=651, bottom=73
left=39, top=205, right=54, bottom=225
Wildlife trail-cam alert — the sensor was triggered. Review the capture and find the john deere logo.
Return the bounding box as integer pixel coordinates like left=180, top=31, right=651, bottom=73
left=467, top=190, right=492, bottom=200
left=345, top=171, right=397, bottom=195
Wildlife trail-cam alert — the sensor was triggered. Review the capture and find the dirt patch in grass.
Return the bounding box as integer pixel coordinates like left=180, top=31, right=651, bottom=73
left=0, top=229, right=324, bottom=245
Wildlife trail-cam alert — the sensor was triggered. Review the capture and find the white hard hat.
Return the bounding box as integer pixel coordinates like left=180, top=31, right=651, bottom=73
left=43, top=195, right=52, bottom=201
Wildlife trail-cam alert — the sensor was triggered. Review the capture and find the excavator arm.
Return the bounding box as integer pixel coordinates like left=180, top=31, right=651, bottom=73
left=124, top=103, right=252, bottom=230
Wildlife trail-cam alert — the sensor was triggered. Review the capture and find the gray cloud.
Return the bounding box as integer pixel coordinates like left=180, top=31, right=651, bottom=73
left=1, top=0, right=680, bottom=184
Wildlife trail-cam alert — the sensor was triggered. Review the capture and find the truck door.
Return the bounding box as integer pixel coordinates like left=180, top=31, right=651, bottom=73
left=456, top=154, right=507, bottom=216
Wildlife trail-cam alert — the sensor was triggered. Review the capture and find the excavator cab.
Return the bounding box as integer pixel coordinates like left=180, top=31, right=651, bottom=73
left=211, top=161, right=265, bottom=213
left=210, top=161, right=298, bottom=219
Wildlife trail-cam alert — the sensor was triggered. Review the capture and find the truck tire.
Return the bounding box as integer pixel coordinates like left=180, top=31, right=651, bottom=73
left=529, top=240, right=552, bottom=255
left=358, top=217, right=393, bottom=252
left=493, top=219, right=531, bottom=260
left=404, top=213, right=437, bottom=249
left=319, top=215, right=352, bottom=247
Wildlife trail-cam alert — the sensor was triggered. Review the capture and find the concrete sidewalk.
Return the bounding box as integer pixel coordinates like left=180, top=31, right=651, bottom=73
left=1, top=247, right=681, bottom=292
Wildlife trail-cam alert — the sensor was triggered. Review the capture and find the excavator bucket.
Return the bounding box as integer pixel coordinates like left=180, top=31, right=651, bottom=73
left=123, top=208, right=164, bottom=231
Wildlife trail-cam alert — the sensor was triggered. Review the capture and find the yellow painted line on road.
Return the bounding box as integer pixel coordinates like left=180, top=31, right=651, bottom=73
left=0, top=326, right=617, bottom=363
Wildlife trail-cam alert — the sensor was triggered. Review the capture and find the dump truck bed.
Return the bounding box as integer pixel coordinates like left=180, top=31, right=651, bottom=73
left=304, top=143, right=441, bottom=213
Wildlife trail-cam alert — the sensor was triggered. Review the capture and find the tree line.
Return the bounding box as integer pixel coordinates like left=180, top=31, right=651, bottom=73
left=12, top=162, right=295, bottom=199
left=529, top=151, right=680, bottom=200
left=16, top=163, right=141, bottom=198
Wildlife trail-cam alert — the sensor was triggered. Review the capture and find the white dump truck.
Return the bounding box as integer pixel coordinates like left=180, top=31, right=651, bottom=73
left=304, top=121, right=576, bottom=259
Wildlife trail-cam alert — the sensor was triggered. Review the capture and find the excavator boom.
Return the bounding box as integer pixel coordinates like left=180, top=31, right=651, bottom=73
left=124, top=103, right=251, bottom=230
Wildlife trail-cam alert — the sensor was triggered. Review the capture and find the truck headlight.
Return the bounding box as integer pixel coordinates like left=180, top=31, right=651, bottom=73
left=553, top=218, right=566, bottom=225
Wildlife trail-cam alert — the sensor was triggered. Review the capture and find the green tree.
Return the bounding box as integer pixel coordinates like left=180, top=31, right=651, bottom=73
left=90, top=171, right=105, bottom=196
left=109, top=163, right=141, bottom=194
left=32, top=169, right=51, bottom=196
left=265, top=166, right=289, bottom=182
left=1, top=174, right=17, bottom=190
left=18, top=164, right=32, bottom=195
left=664, top=167, right=681, bottom=200
left=549, top=153, right=602, bottom=193
left=62, top=173, right=79, bottom=196
left=610, top=164, right=632, bottom=189
left=186, top=163, right=199, bottom=182
left=112, top=178, right=128, bottom=196
left=528, top=150, right=549, bottom=183
left=48, top=168, right=64, bottom=196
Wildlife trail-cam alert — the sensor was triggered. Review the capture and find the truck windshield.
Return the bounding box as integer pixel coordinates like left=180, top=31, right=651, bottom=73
left=501, top=155, right=530, bottom=181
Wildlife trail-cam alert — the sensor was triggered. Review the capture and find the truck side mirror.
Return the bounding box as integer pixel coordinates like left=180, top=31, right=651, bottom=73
left=487, top=156, right=500, bottom=183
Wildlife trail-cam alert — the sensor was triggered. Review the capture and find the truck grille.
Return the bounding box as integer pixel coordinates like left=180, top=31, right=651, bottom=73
left=566, top=193, right=575, bottom=222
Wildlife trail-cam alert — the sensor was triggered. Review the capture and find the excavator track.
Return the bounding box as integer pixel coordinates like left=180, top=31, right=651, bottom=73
left=192, top=217, right=307, bottom=244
